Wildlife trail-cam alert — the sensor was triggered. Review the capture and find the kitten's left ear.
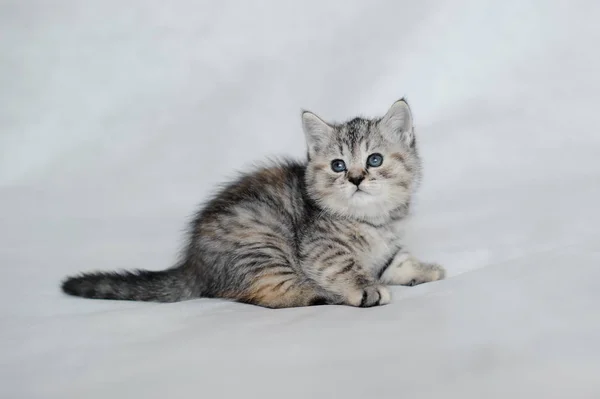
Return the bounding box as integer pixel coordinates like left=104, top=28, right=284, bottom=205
left=380, top=98, right=414, bottom=146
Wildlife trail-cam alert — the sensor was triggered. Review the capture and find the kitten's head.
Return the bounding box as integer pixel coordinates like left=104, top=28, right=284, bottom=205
left=303, top=99, right=422, bottom=224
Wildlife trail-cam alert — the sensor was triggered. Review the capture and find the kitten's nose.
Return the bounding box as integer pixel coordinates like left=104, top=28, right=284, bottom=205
left=348, top=174, right=365, bottom=187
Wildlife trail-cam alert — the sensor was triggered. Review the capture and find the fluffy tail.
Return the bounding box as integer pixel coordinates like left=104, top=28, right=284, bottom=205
left=61, top=266, right=196, bottom=303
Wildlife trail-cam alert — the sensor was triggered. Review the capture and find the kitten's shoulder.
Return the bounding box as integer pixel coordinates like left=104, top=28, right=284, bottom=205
left=248, top=158, right=307, bottom=186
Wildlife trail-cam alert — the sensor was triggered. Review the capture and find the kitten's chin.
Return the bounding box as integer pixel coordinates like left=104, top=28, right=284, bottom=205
left=348, top=196, right=385, bottom=215
left=351, top=189, right=370, bottom=198
left=311, top=186, right=399, bottom=223
left=349, top=190, right=376, bottom=205
left=320, top=192, right=392, bottom=222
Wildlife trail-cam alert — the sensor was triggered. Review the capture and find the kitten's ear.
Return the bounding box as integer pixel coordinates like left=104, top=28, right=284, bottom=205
left=380, top=99, right=414, bottom=146
left=301, top=110, right=333, bottom=156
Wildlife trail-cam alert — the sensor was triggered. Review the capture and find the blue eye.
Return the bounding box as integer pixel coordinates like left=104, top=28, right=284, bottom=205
left=367, top=153, right=383, bottom=167
left=331, top=159, right=346, bottom=173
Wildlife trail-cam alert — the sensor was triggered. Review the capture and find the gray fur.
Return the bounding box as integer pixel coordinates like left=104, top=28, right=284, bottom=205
left=61, top=99, right=445, bottom=308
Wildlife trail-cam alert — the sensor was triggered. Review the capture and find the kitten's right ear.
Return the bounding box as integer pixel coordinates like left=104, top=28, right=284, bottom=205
left=301, top=110, right=333, bottom=156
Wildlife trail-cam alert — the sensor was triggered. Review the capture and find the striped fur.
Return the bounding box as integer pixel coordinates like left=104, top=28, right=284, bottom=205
left=61, top=99, right=445, bottom=308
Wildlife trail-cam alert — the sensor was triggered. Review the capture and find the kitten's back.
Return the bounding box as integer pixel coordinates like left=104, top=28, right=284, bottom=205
left=61, top=160, right=325, bottom=307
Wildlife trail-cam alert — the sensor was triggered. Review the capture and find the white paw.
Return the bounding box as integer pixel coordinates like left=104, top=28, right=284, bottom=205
left=406, top=263, right=446, bottom=286
left=434, top=263, right=446, bottom=280
left=377, top=285, right=392, bottom=305
left=347, top=285, right=391, bottom=307
left=425, top=262, right=446, bottom=281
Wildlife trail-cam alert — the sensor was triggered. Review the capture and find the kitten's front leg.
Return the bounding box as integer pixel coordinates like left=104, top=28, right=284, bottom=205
left=305, top=252, right=391, bottom=307
left=379, top=251, right=445, bottom=286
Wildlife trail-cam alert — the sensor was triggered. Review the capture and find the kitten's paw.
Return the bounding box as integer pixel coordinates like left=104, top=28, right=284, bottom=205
left=348, top=285, right=391, bottom=307
left=425, top=262, right=446, bottom=281
left=380, top=254, right=446, bottom=286
left=405, top=263, right=445, bottom=286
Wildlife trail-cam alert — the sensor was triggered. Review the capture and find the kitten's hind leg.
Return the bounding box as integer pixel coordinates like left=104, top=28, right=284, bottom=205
left=379, top=252, right=445, bottom=286
left=239, top=268, right=328, bottom=308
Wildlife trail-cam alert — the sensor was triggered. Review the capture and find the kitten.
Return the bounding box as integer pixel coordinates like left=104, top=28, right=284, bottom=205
left=61, top=99, right=445, bottom=308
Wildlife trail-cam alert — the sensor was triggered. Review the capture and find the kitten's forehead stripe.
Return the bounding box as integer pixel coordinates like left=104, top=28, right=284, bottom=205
left=331, top=117, right=376, bottom=158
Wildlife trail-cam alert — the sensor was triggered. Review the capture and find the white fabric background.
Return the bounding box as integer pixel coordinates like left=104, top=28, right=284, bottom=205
left=1, top=1, right=599, bottom=398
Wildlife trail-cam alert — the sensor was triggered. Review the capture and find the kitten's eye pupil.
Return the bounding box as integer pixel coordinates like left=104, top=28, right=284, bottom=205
left=367, top=153, right=383, bottom=167
left=331, top=159, right=346, bottom=173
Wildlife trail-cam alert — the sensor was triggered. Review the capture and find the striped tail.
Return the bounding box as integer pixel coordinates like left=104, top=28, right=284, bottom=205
left=61, top=265, right=195, bottom=303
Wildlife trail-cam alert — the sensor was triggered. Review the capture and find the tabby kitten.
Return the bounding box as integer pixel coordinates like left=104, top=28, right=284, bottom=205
left=62, top=99, right=445, bottom=308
